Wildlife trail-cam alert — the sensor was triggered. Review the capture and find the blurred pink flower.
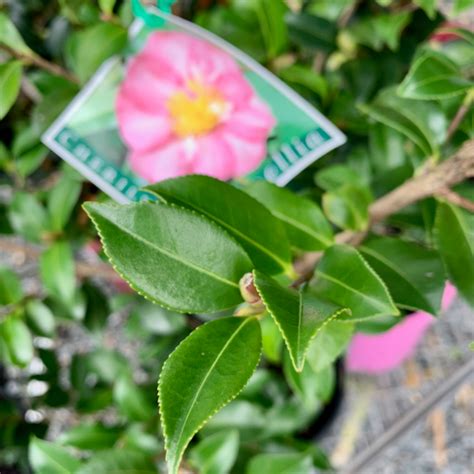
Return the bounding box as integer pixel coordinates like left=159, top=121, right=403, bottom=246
left=116, top=31, right=275, bottom=182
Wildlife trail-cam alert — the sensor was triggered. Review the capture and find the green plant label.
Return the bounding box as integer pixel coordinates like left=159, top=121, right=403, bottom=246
left=42, top=9, right=345, bottom=203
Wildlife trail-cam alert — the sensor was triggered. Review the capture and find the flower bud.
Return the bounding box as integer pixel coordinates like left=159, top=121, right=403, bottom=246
left=239, top=273, right=260, bottom=305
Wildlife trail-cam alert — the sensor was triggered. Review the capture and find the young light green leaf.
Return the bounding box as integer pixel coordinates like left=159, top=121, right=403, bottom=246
left=312, top=245, right=400, bottom=321
left=3, top=315, right=34, bottom=367
left=84, top=201, right=253, bottom=313
left=253, top=270, right=351, bottom=371
left=306, top=320, right=354, bottom=372
left=246, top=452, right=313, bottom=474
left=8, top=191, right=48, bottom=242
left=435, top=202, right=474, bottom=307
left=76, top=450, right=156, bottom=474
left=47, top=172, right=82, bottom=231
left=99, top=0, right=117, bottom=15
left=0, top=266, right=23, bottom=305
left=0, top=61, right=22, bottom=120
left=414, top=0, right=437, bottom=18
left=398, top=51, right=473, bottom=100
left=360, top=236, right=445, bottom=314
left=29, top=437, right=81, bottom=474
left=113, top=374, right=154, bottom=422
left=261, top=314, right=284, bottom=364
left=0, top=13, right=34, bottom=55
left=26, top=300, right=56, bottom=337
left=145, top=176, right=292, bottom=276
left=40, top=241, right=76, bottom=307
left=245, top=181, right=333, bottom=251
left=189, top=430, right=239, bottom=474
left=323, top=184, right=372, bottom=231
left=159, top=317, right=261, bottom=474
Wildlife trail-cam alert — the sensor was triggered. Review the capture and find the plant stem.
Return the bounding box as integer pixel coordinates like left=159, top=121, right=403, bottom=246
left=436, top=188, right=474, bottom=212
left=445, top=90, right=474, bottom=142
left=0, top=43, right=79, bottom=84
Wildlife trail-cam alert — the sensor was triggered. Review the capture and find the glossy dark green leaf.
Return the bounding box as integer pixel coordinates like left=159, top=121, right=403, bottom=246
left=254, top=270, right=350, bottom=371
left=58, top=423, right=121, bottom=450
left=285, top=12, right=336, bottom=53
left=0, top=266, right=23, bottom=305
left=84, top=201, right=253, bottom=313
left=29, top=437, right=81, bottom=474
left=189, top=430, right=239, bottom=474
left=246, top=181, right=333, bottom=251
left=26, top=300, right=56, bottom=337
left=0, top=61, right=22, bottom=119
left=145, top=176, right=292, bottom=276
left=398, top=51, right=473, bottom=100
left=246, top=452, right=313, bottom=474
left=323, top=184, right=372, bottom=231
left=435, top=202, right=474, bottom=307
left=159, top=317, right=261, bottom=474
left=76, top=450, right=156, bottom=474
left=306, top=321, right=354, bottom=372
left=312, top=245, right=400, bottom=321
left=3, top=315, right=34, bottom=367
left=40, top=241, right=76, bottom=307
left=360, top=236, right=445, bottom=314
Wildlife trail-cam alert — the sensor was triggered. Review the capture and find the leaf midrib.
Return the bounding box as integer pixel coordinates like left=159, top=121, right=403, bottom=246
left=316, top=269, right=391, bottom=313
left=272, top=209, right=333, bottom=247
left=169, top=318, right=252, bottom=464
left=160, top=193, right=290, bottom=271
left=360, top=245, right=433, bottom=311
left=101, top=213, right=239, bottom=289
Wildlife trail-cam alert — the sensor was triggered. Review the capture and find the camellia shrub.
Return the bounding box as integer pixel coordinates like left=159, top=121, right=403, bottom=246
left=0, top=1, right=473, bottom=474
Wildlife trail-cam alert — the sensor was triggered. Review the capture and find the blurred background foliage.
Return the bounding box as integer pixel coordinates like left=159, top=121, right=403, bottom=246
left=0, top=0, right=473, bottom=473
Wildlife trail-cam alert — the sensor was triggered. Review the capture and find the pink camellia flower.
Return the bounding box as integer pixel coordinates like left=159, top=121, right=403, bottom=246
left=116, top=31, right=275, bottom=182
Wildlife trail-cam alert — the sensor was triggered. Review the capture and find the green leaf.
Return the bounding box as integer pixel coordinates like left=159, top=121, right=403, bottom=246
left=3, top=315, right=34, bottom=367
left=47, top=171, right=82, bottom=231
left=0, top=266, right=23, bottom=305
left=452, top=0, right=472, bottom=15
left=8, top=191, right=48, bottom=242
left=0, top=61, right=22, bottom=120
left=145, top=176, right=292, bottom=276
left=349, top=12, right=411, bottom=51
left=369, top=123, right=408, bottom=175
left=246, top=453, right=313, bottom=474
left=360, top=236, right=445, bottom=314
left=261, top=314, right=283, bottom=364
left=278, top=65, right=328, bottom=101
left=130, top=301, right=186, bottom=336
left=99, top=0, right=117, bottom=15
left=58, top=423, right=121, bottom=450
left=398, top=51, right=473, bottom=100
left=26, top=300, right=56, bottom=337
left=312, top=245, right=400, bottom=321
left=323, top=184, right=372, bottom=231
left=29, top=437, right=81, bottom=474
left=40, top=241, right=76, bottom=307
left=76, top=450, right=156, bottom=474
left=285, top=12, right=337, bottom=53
left=414, top=0, right=437, bottom=18
left=306, top=320, right=354, bottom=372
left=84, top=201, right=253, bottom=313
left=68, top=23, right=127, bottom=83
left=435, top=202, right=474, bottom=307
left=0, top=13, right=34, bottom=55
left=159, top=317, right=261, bottom=474
left=189, top=430, right=239, bottom=474
left=113, top=374, right=154, bottom=422
left=245, top=181, right=333, bottom=251
left=315, top=164, right=366, bottom=191
left=253, top=270, right=350, bottom=371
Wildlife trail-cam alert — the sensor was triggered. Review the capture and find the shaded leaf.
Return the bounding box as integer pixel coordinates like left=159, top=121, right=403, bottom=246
left=26, top=300, right=56, bottom=337
left=312, top=245, right=399, bottom=320
left=159, top=317, right=261, bottom=474
left=3, top=315, right=34, bottom=367
left=113, top=374, right=154, bottom=422
left=0, top=13, right=34, bottom=55
left=77, top=450, right=155, bottom=474
left=315, top=164, right=366, bottom=191
left=145, top=176, right=292, bottom=276
left=84, top=201, right=252, bottom=313
left=360, top=236, right=445, bottom=314
left=435, top=202, right=474, bottom=307
left=58, top=423, right=121, bottom=450
left=246, top=452, right=313, bottom=474
left=246, top=181, right=333, bottom=251
left=254, top=270, right=350, bottom=371
left=0, top=266, right=23, bottom=305
left=8, top=191, right=48, bottom=242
